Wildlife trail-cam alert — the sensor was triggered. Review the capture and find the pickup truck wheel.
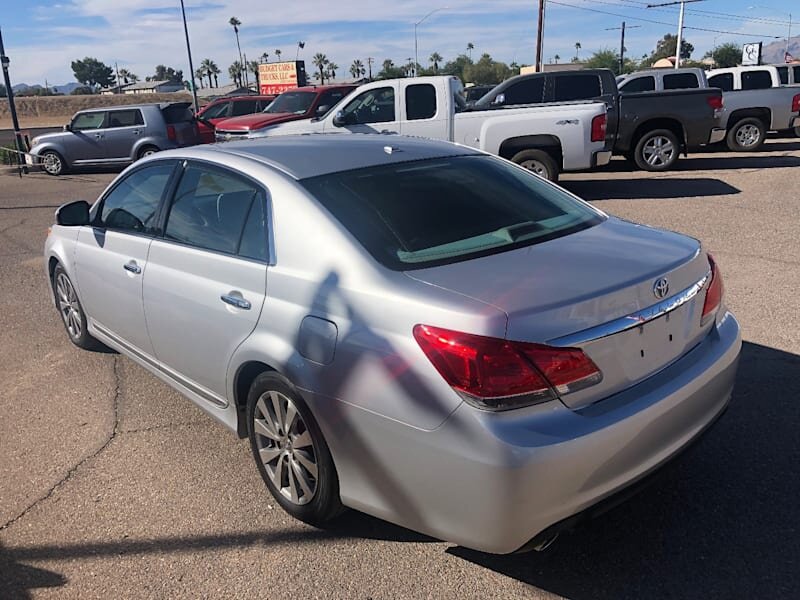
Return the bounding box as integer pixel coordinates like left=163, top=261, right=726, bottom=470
left=633, top=130, right=679, bottom=171
left=726, top=118, right=765, bottom=152
left=511, top=150, right=559, bottom=182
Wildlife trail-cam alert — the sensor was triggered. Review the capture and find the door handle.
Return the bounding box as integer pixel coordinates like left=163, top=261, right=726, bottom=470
left=123, top=261, right=141, bottom=274
left=132, top=130, right=141, bottom=135
left=94, top=133, right=104, bottom=139
left=221, top=293, right=251, bottom=310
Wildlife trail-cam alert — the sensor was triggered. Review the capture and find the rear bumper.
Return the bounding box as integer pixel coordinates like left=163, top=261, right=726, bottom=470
left=592, top=150, right=613, bottom=168
left=708, top=128, right=727, bottom=144
left=311, top=310, right=741, bottom=554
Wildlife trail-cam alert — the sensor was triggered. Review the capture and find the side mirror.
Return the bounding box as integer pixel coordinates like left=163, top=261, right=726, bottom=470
left=63, top=123, right=72, bottom=132
left=332, top=110, right=346, bottom=127
left=492, top=93, right=506, bottom=105
left=316, top=104, right=330, bottom=116
left=55, top=200, right=91, bottom=226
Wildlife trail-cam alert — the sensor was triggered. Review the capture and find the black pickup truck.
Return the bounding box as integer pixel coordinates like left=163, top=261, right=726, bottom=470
left=471, top=69, right=725, bottom=171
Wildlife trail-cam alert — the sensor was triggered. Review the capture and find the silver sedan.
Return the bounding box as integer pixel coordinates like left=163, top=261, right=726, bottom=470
left=44, top=135, right=741, bottom=554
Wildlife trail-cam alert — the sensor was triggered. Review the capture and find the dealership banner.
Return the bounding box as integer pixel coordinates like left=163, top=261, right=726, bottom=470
left=258, top=61, right=308, bottom=95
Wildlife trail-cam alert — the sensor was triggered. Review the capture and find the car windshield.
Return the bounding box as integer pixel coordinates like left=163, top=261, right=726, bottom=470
left=301, top=155, right=604, bottom=270
left=263, top=92, right=316, bottom=114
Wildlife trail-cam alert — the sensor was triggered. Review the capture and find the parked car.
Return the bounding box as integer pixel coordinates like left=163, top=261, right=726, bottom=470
left=45, top=135, right=740, bottom=554
left=27, top=102, right=200, bottom=176
left=196, top=95, right=276, bottom=143
left=214, top=85, right=356, bottom=141
left=471, top=69, right=725, bottom=171
left=618, top=67, right=800, bottom=149
left=245, top=75, right=612, bottom=181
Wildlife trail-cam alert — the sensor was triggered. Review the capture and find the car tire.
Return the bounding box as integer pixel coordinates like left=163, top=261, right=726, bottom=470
left=633, top=129, right=680, bottom=171
left=726, top=118, right=766, bottom=152
left=247, top=372, right=344, bottom=526
left=40, top=150, right=66, bottom=176
left=52, top=264, right=100, bottom=350
left=137, top=145, right=159, bottom=160
left=510, top=149, right=559, bottom=182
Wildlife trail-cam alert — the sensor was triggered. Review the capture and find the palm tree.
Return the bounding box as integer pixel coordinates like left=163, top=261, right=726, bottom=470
left=327, top=62, right=339, bottom=79
left=194, top=68, right=206, bottom=89
left=382, top=59, right=394, bottom=71
left=117, top=68, right=138, bottom=84
left=312, top=53, right=329, bottom=84
left=229, top=17, right=245, bottom=83
left=467, top=42, right=474, bottom=60
left=248, top=60, right=260, bottom=86
left=574, top=42, right=581, bottom=61
left=200, top=59, right=216, bottom=88
left=210, top=62, right=220, bottom=87
left=229, top=61, right=244, bottom=87
left=260, top=52, right=269, bottom=63
left=350, top=59, right=365, bottom=79
left=554, top=54, right=561, bottom=64
left=274, top=49, right=282, bottom=62
left=429, top=52, right=443, bottom=72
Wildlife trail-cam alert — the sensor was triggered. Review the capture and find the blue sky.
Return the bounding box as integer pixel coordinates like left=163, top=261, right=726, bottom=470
left=0, top=0, right=793, bottom=86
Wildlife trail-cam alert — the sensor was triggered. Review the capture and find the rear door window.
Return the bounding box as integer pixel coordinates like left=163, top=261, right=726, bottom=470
left=97, top=162, right=175, bottom=234
left=107, top=109, right=144, bottom=128
left=708, top=73, right=734, bottom=92
left=662, top=73, right=700, bottom=89
left=619, top=76, right=655, bottom=93
left=405, top=84, right=437, bottom=120
left=164, top=164, right=262, bottom=255
left=503, top=78, right=544, bottom=104
left=72, top=112, right=106, bottom=130
left=741, top=70, right=773, bottom=90
left=552, top=75, right=601, bottom=101
left=776, top=66, right=789, bottom=85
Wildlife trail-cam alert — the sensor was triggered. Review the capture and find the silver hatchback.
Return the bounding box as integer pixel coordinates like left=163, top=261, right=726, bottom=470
left=28, top=102, right=200, bottom=176
left=44, top=135, right=741, bottom=554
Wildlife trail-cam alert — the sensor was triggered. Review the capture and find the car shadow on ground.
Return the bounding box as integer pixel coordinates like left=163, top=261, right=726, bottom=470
left=601, top=154, right=800, bottom=174
left=561, top=177, right=740, bottom=201
left=447, top=340, right=800, bottom=599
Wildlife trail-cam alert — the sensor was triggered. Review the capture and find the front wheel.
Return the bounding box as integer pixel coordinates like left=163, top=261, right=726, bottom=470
left=247, top=372, right=343, bottom=526
left=633, top=129, right=680, bottom=171
left=726, top=118, right=766, bottom=152
left=40, top=150, right=66, bottom=176
left=52, top=264, right=100, bottom=350
left=511, top=149, right=559, bottom=182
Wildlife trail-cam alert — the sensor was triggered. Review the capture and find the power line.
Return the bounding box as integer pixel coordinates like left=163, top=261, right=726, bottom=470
left=546, top=0, right=784, bottom=38
left=616, top=0, right=790, bottom=25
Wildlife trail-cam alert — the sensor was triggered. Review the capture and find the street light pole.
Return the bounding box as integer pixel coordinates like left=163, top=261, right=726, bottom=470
left=179, top=0, right=200, bottom=113
left=647, top=0, right=705, bottom=69
left=414, top=7, right=448, bottom=77
left=535, top=0, right=546, bottom=71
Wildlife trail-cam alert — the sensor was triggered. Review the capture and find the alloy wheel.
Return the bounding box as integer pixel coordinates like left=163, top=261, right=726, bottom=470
left=642, top=135, right=675, bottom=167
left=56, top=272, right=82, bottom=339
left=253, top=390, right=318, bottom=505
left=42, top=152, right=62, bottom=175
left=735, top=124, right=761, bottom=148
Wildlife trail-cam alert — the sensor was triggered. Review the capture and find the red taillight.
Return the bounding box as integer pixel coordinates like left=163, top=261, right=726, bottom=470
left=792, top=94, right=800, bottom=113
left=166, top=124, right=177, bottom=141
left=707, top=95, right=724, bottom=111
left=701, top=253, right=724, bottom=325
left=413, top=325, right=602, bottom=410
left=591, top=113, right=607, bottom=142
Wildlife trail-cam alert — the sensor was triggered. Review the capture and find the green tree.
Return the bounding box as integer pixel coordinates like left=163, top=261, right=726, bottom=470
left=466, top=42, right=474, bottom=60
left=442, top=54, right=473, bottom=82
left=707, top=42, right=740, bottom=68
left=248, top=60, right=260, bottom=85
left=645, top=33, right=694, bottom=65
left=584, top=48, right=639, bottom=75
left=463, top=53, right=513, bottom=85
left=70, top=86, right=94, bottom=95
left=312, top=53, right=329, bottom=84
left=71, top=57, right=115, bottom=89
left=200, top=59, right=217, bottom=88
left=429, top=52, right=443, bottom=72
left=210, top=62, right=221, bottom=87
left=554, top=54, right=561, bottom=64
left=228, top=61, right=244, bottom=87
left=154, top=65, right=183, bottom=83
left=117, top=68, right=138, bottom=84
left=350, top=59, right=365, bottom=78
left=377, top=59, right=405, bottom=79
left=327, top=62, right=339, bottom=79
left=574, top=42, right=582, bottom=61
left=274, top=49, right=282, bottom=61
left=194, top=68, right=206, bottom=88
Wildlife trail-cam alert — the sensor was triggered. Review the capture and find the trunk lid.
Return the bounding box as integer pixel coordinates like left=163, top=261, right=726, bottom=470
left=405, top=217, right=712, bottom=408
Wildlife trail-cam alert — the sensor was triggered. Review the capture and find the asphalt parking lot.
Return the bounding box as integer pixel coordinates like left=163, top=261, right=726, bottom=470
left=1, top=140, right=799, bottom=599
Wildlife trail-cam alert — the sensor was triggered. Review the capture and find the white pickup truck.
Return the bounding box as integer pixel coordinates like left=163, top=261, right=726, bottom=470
left=618, top=67, right=800, bottom=150
left=244, top=76, right=611, bottom=181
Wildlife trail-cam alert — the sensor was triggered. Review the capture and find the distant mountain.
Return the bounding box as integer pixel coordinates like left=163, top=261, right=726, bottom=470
left=10, top=82, right=82, bottom=95
left=761, top=35, right=800, bottom=63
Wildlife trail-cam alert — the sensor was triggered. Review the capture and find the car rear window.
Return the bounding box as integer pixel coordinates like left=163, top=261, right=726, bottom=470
left=552, top=75, right=601, bottom=101
left=662, top=73, right=700, bottom=89
left=301, top=156, right=604, bottom=270
left=161, top=103, right=195, bottom=123
left=741, top=70, right=772, bottom=90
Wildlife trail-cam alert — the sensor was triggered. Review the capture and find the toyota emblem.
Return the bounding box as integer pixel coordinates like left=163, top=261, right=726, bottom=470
left=653, top=278, right=669, bottom=299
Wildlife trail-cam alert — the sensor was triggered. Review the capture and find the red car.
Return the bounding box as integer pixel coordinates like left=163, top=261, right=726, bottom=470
left=214, top=85, right=356, bottom=140
left=196, top=95, right=276, bottom=143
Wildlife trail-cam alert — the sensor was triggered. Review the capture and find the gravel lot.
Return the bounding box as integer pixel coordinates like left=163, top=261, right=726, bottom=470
left=1, top=140, right=799, bottom=599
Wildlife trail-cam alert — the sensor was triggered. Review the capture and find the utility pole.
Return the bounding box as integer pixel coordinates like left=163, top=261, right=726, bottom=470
left=535, top=0, right=546, bottom=71
left=647, top=0, right=705, bottom=69
left=605, top=22, right=640, bottom=73
left=367, top=57, right=374, bottom=80
left=0, top=28, right=27, bottom=175
left=179, top=0, right=200, bottom=113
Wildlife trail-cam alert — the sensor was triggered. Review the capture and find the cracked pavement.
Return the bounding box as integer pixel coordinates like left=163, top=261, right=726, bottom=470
left=1, top=141, right=799, bottom=599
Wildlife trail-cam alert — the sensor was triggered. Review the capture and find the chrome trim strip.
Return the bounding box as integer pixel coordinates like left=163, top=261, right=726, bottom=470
left=548, top=271, right=710, bottom=347
left=93, top=322, right=227, bottom=408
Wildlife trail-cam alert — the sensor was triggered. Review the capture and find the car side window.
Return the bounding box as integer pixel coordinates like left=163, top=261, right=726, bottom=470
left=107, top=109, right=144, bottom=128
left=741, top=70, right=772, bottom=90
left=776, top=66, right=789, bottom=85
left=619, top=76, right=655, bottom=93
left=72, top=112, right=106, bottom=131
left=504, top=78, right=544, bottom=104
left=405, top=84, right=437, bottom=120
left=793, top=66, right=800, bottom=84
left=340, top=87, right=395, bottom=124
left=164, top=164, right=261, bottom=255
left=98, top=163, right=175, bottom=234
left=232, top=100, right=258, bottom=116
left=552, top=75, right=601, bottom=101
left=708, top=73, right=734, bottom=92
left=238, top=194, right=268, bottom=261
left=201, top=101, right=232, bottom=119
left=662, top=73, right=699, bottom=90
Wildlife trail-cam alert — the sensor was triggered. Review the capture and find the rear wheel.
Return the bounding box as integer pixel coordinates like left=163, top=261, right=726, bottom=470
left=137, top=145, right=159, bottom=160
left=633, top=129, right=679, bottom=171
left=52, top=264, right=100, bottom=350
left=726, top=118, right=765, bottom=152
left=510, top=149, right=559, bottom=182
left=247, top=372, right=343, bottom=525
left=40, top=150, right=66, bottom=176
